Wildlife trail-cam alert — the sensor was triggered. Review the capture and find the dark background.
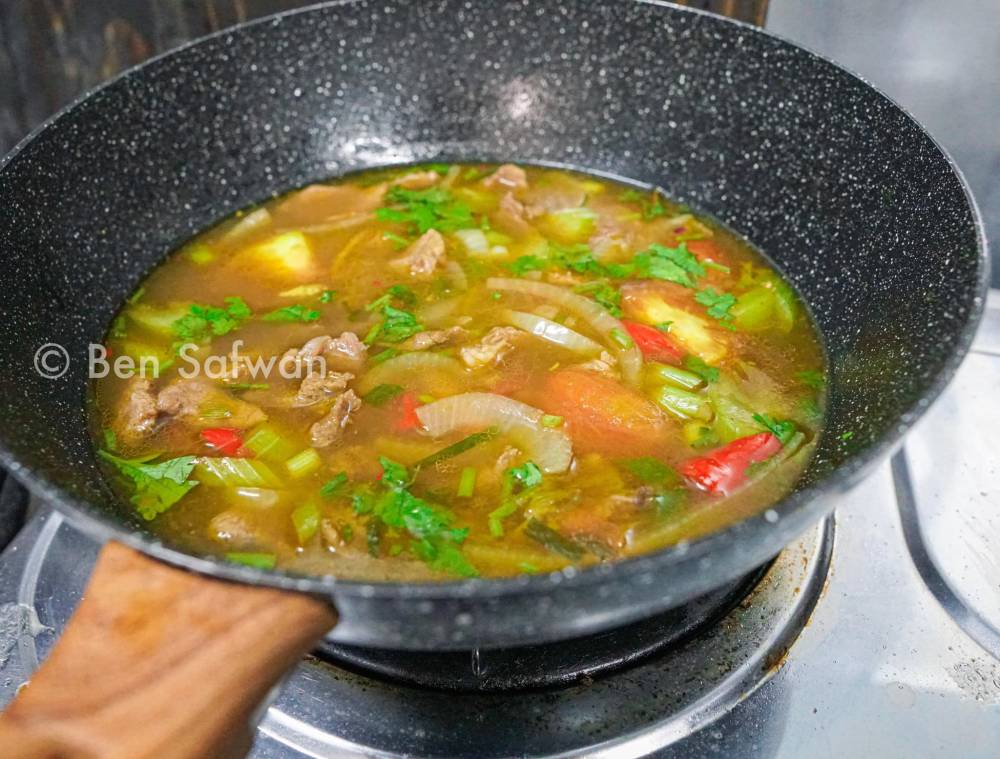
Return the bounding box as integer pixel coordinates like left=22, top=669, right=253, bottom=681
left=1, top=0, right=995, bottom=285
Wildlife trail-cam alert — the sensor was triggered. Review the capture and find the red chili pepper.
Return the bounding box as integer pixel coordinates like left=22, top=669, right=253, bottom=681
left=200, top=427, right=250, bottom=457
left=679, top=432, right=782, bottom=496
left=395, top=392, right=422, bottom=432
left=621, top=320, right=684, bottom=365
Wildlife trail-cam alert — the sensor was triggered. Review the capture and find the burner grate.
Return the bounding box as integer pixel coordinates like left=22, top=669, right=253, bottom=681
left=318, top=563, right=770, bottom=691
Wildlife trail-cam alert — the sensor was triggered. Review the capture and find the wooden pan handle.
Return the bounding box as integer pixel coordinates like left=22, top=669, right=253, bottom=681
left=0, top=541, right=338, bottom=759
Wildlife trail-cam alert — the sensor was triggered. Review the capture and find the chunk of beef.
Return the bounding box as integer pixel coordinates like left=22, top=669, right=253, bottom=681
left=294, top=371, right=354, bottom=408
left=391, top=229, right=447, bottom=278
left=115, top=378, right=159, bottom=444
left=483, top=164, right=528, bottom=192
left=459, top=326, right=523, bottom=368
left=156, top=379, right=267, bottom=429
left=400, top=326, right=467, bottom=351
left=325, top=331, right=367, bottom=371
left=310, top=390, right=362, bottom=448
left=492, top=192, right=535, bottom=237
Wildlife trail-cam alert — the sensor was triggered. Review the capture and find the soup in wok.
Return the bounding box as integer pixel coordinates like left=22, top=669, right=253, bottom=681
left=89, top=163, right=826, bottom=580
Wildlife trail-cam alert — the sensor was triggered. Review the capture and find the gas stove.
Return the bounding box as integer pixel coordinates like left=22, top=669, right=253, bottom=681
left=2, top=297, right=998, bottom=758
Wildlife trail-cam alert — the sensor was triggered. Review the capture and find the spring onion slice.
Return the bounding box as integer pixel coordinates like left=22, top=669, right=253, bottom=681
left=486, top=277, right=642, bottom=386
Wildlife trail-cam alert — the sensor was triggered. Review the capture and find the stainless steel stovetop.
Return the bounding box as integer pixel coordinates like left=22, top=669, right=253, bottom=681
left=2, top=297, right=998, bottom=758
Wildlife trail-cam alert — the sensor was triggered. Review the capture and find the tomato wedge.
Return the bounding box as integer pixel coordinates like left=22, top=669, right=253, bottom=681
left=621, top=319, right=684, bottom=365
left=541, top=369, right=668, bottom=454
left=679, top=432, right=781, bottom=496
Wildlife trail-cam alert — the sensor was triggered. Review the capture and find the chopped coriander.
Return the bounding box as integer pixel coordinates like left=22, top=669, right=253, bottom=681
left=171, top=296, right=252, bottom=346
left=683, top=356, right=720, bottom=384
left=319, top=289, right=337, bottom=303
left=375, top=186, right=475, bottom=235
left=655, top=321, right=673, bottom=333
left=753, top=413, right=797, bottom=445
left=575, top=280, right=622, bottom=316
left=320, top=472, right=350, bottom=499
left=98, top=451, right=199, bottom=520
left=633, top=242, right=706, bottom=288
left=695, top=287, right=737, bottom=322
left=509, top=255, right=548, bottom=276
left=364, top=383, right=405, bottom=406
left=507, top=461, right=543, bottom=490
left=491, top=291, right=502, bottom=300
left=262, top=304, right=320, bottom=323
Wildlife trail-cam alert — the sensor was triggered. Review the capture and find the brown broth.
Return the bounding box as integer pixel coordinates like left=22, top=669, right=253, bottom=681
left=90, top=163, right=826, bottom=581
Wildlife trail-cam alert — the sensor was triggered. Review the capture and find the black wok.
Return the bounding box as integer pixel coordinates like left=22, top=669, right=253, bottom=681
left=0, top=0, right=986, bottom=659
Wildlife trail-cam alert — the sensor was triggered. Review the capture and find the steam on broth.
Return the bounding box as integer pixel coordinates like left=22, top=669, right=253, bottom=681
left=90, top=163, right=826, bottom=580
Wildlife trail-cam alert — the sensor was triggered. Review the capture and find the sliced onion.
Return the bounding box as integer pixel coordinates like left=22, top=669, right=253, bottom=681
left=501, top=309, right=603, bottom=356
left=417, top=297, right=461, bottom=327
left=221, top=207, right=272, bottom=243
left=356, top=352, right=464, bottom=395
left=486, top=277, right=642, bottom=386
left=415, top=393, right=573, bottom=473
left=444, top=260, right=469, bottom=290
left=227, top=487, right=281, bottom=509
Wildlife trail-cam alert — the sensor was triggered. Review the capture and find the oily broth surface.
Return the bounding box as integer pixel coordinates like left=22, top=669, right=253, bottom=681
left=91, top=164, right=826, bottom=581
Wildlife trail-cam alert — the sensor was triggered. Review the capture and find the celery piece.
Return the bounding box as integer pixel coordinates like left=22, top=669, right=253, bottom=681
left=195, top=458, right=282, bottom=488
left=292, top=502, right=321, bottom=544
left=286, top=448, right=321, bottom=479
left=709, top=390, right=761, bottom=443
left=457, top=467, right=477, bottom=498
left=647, top=362, right=705, bottom=391
left=653, top=385, right=712, bottom=421
left=225, top=552, right=276, bottom=570
left=243, top=425, right=297, bottom=463
left=730, top=287, right=775, bottom=332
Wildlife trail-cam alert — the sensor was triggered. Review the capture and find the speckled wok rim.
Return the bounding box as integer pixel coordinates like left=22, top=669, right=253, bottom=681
left=0, top=0, right=989, bottom=602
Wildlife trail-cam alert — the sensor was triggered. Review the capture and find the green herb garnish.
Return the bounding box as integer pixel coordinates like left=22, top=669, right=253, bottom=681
left=375, top=186, right=475, bottom=235
left=683, top=356, right=720, bottom=384
left=695, top=287, right=737, bottom=322
left=633, top=243, right=706, bottom=288
left=262, top=304, right=320, bottom=323
left=621, top=188, right=668, bottom=220
left=753, top=414, right=797, bottom=445
left=320, top=472, right=349, bottom=499
left=364, top=383, right=405, bottom=406
left=171, top=296, right=252, bottom=346
left=98, top=451, right=199, bottom=520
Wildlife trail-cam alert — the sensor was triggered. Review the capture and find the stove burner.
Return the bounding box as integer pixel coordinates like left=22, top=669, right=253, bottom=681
left=318, top=564, right=770, bottom=691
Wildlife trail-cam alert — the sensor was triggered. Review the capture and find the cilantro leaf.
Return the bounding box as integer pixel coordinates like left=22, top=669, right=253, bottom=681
left=509, top=255, right=548, bottom=276
left=262, top=304, right=320, bottom=323
left=752, top=413, right=797, bottom=445
left=98, top=451, right=199, bottom=520
left=683, top=356, right=720, bottom=384
left=633, top=243, right=706, bottom=288
left=172, top=296, right=252, bottom=346
left=574, top=280, right=622, bottom=316
left=695, top=287, right=737, bottom=322
left=320, top=472, right=349, bottom=499
left=375, top=186, right=475, bottom=235
left=506, top=461, right=543, bottom=491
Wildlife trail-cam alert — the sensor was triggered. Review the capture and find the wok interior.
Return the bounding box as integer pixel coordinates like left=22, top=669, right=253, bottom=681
left=0, top=1, right=982, bottom=568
